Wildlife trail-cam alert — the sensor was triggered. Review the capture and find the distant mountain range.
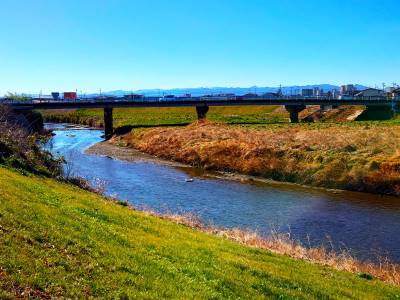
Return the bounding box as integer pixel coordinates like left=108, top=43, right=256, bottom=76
left=20, top=84, right=369, bottom=98
left=92, top=84, right=368, bottom=97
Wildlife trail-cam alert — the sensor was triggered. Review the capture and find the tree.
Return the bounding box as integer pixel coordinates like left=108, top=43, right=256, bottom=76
left=4, top=92, right=31, bottom=101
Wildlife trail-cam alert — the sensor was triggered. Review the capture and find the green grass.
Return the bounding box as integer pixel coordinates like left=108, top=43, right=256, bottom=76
left=0, top=167, right=399, bottom=298
left=41, top=106, right=400, bottom=130
left=41, top=106, right=287, bottom=128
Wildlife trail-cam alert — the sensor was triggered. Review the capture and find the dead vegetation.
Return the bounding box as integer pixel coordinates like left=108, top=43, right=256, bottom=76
left=0, top=105, right=61, bottom=176
left=115, top=121, right=400, bottom=196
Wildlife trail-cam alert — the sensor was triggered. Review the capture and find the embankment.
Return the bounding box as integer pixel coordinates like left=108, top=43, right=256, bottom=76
left=1, top=167, right=400, bottom=298
left=114, top=121, right=400, bottom=196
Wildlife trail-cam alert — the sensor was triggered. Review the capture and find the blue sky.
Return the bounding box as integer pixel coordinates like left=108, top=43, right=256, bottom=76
left=0, top=0, right=399, bottom=94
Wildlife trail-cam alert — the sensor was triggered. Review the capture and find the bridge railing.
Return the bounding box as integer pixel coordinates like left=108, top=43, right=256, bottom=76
left=1, top=95, right=399, bottom=105
left=0, top=99, right=34, bottom=105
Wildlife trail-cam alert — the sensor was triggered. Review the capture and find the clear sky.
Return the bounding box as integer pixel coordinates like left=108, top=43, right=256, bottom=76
left=0, top=0, right=399, bottom=95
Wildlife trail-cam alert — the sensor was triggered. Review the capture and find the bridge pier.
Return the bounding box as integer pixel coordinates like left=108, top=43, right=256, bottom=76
left=285, top=105, right=306, bottom=123
left=196, top=104, right=209, bottom=120
left=104, top=107, right=113, bottom=139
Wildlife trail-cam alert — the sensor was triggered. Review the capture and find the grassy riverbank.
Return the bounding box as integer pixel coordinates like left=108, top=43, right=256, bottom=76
left=115, top=121, right=400, bottom=196
left=1, top=167, right=400, bottom=298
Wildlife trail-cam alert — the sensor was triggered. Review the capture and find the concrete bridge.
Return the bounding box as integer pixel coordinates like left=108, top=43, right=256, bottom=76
left=5, top=97, right=399, bottom=139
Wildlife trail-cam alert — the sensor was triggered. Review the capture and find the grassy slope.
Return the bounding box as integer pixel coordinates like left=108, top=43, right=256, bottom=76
left=0, top=168, right=399, bottom=299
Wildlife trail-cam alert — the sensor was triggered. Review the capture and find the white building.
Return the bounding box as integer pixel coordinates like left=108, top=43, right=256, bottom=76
left=313, top=87, right=323, bottom=97
left=355, top=88, right=385, bottom=99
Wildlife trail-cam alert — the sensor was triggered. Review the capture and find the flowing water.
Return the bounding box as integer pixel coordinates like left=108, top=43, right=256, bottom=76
left=45, top=123, right=400, bottom=262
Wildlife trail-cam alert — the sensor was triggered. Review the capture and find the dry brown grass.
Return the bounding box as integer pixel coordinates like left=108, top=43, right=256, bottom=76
left=115, top=121, right=400, bottom=195
left=0, top=105, right=61, bottom=176
left=132, top=208, right=400, bottom=286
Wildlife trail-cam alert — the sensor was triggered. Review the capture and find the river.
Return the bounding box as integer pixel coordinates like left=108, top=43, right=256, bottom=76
left=45, top=123, right=400, bottom=263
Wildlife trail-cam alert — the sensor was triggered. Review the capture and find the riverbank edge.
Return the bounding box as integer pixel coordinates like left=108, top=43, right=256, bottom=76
left=116, top=122, right=400, bottom=197
left=1, top=166, right=400, bottom=294
left=85, top=140, right=354, bottom=196
left=86, top=138, right=400, bottom=200
left=46, top=119, right=400, bottom=196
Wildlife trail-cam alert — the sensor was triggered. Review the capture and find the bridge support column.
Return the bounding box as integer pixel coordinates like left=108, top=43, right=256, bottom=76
left=394, top=101, right=400, bottom=115
left=104, top=107, right=113, bottom=139
left=196, top=104, right=209, bottom=120
left=285, top=105, right=306, bottom=123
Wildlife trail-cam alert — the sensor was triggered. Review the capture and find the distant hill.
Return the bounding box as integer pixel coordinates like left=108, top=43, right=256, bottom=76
left=97, top=84, right=368, bottom=97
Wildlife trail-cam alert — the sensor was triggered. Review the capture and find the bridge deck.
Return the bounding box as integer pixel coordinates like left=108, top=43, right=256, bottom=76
left=5, top=97, right=399, bottom=110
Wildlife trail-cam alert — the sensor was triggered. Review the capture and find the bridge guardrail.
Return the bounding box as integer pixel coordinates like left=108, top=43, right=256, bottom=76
left=1, top=96, right=399, bottom=105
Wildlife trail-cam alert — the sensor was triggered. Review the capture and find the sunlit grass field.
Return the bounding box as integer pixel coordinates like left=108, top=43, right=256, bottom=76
left=1, top=167, right=399, bottom=298
left=41, top=105, right=400, bottom=129
left=41, top=106, right=288, bottom=127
